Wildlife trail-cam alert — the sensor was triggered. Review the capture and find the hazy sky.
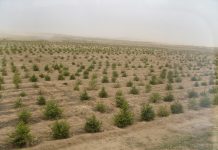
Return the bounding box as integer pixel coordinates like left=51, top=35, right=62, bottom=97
left=0, top=0, right=217, bottom=47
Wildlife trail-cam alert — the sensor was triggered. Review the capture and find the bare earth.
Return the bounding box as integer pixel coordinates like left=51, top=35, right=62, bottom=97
left=0, top=40, right=217, bottom=150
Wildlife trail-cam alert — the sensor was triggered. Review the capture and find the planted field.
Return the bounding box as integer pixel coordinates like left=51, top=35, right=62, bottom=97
left=0, top=40, right=217, bottom=149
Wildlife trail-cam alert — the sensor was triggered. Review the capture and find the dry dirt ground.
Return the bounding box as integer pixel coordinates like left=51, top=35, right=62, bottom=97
left=0, top=40, right=217, bottom=150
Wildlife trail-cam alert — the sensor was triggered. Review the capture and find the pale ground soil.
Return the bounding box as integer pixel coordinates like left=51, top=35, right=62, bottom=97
left=24, top=107, right=215, bottom=150
left=0, top=41, right=216, bottom=150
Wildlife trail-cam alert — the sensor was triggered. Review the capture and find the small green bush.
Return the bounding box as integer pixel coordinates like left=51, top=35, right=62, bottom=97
left=80, top=90, right=90, bottom=101
left=115, top=90, right=123, bottom=97
left=10, top=122, right=33, bottom=147
left=18, top=109, right=31, bottom=123
left=150, top=75, right=157, bottom=85
left=213, top=94, right=218, bottom=105
left=115, top=96, right=129, bottom=111
left=95, top=102, right=107, bottom=113
left=84, top=115, right=102, bottom=133
left=29, top=74, right=38, bottom=82
left=20, top=91, right=26, bottom=97
left=199, top=96, right=211, bottom=108
left=15, top=98, right=23, bottom=108
left=44, top=75, right=51, bottom=81
left=37, top=95, right=46, bottom=105
left=70, top=74, right=75, bottom=80
left=51, top=120, right=70, bottom=139
left=32, top=64, right=39, bottom=71
left=88, top=79, right=98, bottom=90
left=101, top=75, right=109, bottom=83
left=170, top=102, right=184, bottom=114
left=74, top=84, right=80, bottom=91
left=166, top=83, right=173, bottom=90
left=194, top=82, right=199, bottom=87
left=188, top=90, right=198, bottom=98
left=133, top=76, right=139, bottom=81
left=163, top=93, right=174, bottom=102
left=141, top=104, right=155, bottom=121
left=126, top=81, right=133, bottom=87
left=44, top=101, right=62, bottom=120
left=129, top=86, right=139, bottom=95
left=58, top=74, right=65, bottom=80
left=98, top=87, right=108, bottom=98
left=188, top=99, right=199, bottom=110
left=145, top=84, right=151, bottom=93
left=149, top=93, right=161, bottom=103
left=114, top=110, right=133, bottom=128
left=157, top=105, right=170, bottom=117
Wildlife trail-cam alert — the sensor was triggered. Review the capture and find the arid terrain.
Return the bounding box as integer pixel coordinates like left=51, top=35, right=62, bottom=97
left=0, top=40, right=217, bottom=150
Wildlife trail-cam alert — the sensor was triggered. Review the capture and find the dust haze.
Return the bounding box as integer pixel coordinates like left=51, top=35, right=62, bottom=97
left=0, top=0, right=218, bottom=47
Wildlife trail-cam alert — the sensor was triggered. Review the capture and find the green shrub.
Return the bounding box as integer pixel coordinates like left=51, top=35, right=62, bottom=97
left=145, top=84, right=151, bottom=93
left=129, top=86, right=139, bottom=95
left=113, top=82, right=121, bottom=88
left=58, top=74, right=65, bottom=80
left=188, top=90, right=198, bottom=98
left=18, top=109, right=31, bottom=123
left=84, top=115, right=102, bottom=133
left=29, top=74, right=38, bottom=82
left=98, top=87, right=108, bottom=98
left=170, top=102, right=184, bottom=114
left=44, top=65, right=49, bottom=71
left=149, top=93, right=161, bottom=103
left=166, top=83, right=173, bottom=90
left=163, top=93, right=174, bottom=102
left=209, top=86, right=218, bottom=94
left=115, top=96, right=129, bottom=111
left=111, top=77, right=117, bottom=83
left=157, top=105, right=170, bottom=117
left=13, top=72, right=21, bottom=88
left=213, top=94, right=218, bottom=105
left=126, top=81, right=133, bottom=87
left=20, top=91, right=26, bottom=97
left=199, top=96, right=211, bottom=108
left=175, top=77, right=182, bottom=83
left=39, top=73, right=44, bottom=78
left=10, top=122, right=33, bottom=147
left=167, top=71, right=174, bottom=83
left=150, top=75, right=157, bottom=85
left=32, top=64, right=39, bottom=71
left=133, top=75, right=139, bottom=81
left=160, top=69, right=167, bottom=79
left=44, top=101, right=62, bottom=120
left=70, top=74, right=75, bottom=80
left=191, top=76, right=198, bottom=81
left=44, top=75, right=51, bottom=81
left=115, top=90, right=123, bottom=97
left=74, top=84, right=80, bottom=91
left=37, top=95, right=46, bottom=105
left=0, top=84, right=3, bottom=90
left=141, top=104, right=155, bottom=121
left=95, top=102, right=107, bottom=113
left=194, top=82, right=199, bottom=87
left=80, top=90, right=90, bottom=101
left=15, top=98, right=23, bottom=108
left=188, top=99, right=198, bottom=110
left=101, top=75, right=109, bottom=83
left=51, top=120, right=70, bottom=139
left=88, top=79, right=98, bottom=90
left=63, top=70, right=70, bottom=76
left=114, top=110, right=133, bottom=128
